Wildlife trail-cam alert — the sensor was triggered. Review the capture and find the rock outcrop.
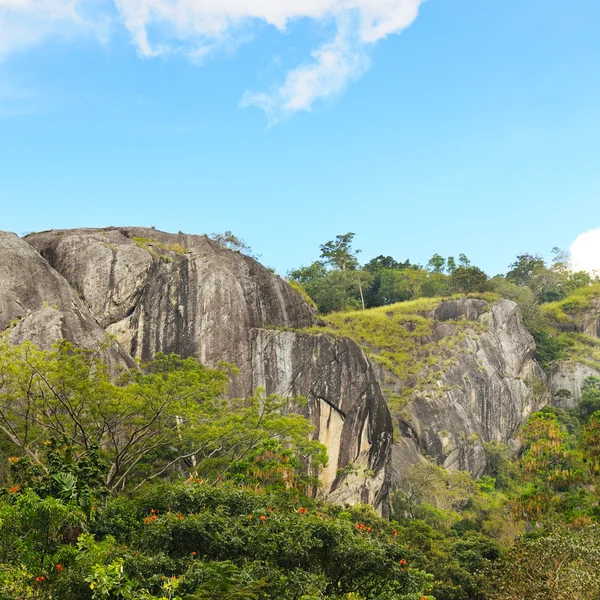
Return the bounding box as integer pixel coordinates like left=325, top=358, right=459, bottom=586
left=0, top=231, right=132, bottom=365
left=8, top=225, right=589, bottom=510
left=26, top=227, right=315, bottom=395
left=330, top=297, right=549, bottom=480
left=396, top=298, right=548, bottom=477
left=20, top=227, right=394, bottom=510
left=550, top=361, right=600, bottom=409
left=251, top=329, right=392, bottom=509
left=579, top=298, right=600, bottom=338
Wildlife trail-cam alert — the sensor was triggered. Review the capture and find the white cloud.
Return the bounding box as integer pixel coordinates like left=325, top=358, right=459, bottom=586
left=0, top=0, right=426, bottom=121
left=0, top=0, right=83, bottom=57
left=240, top=18, right=371, bottom=125
left=570, top=228, right=600, bottom=275
left=113, top=0, right=425, bottom=120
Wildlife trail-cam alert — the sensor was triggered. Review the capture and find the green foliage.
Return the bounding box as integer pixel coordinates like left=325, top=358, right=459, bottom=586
left=483, top=525, right=600, bottom=600
left=319, top=233, right=361, bottom=271
left=209, top=230, right=259, bottom=259
left=506, top=254, right=546, bottom=287
left=364, top=256, right=411, bottom=273
left=449, top=266, right=489, bottom=294
left=0, top=340, right=326, bottom=496
left=532, top=329, right=566, bottom=369
left=579, top=376, right=600, bottom=423
left=0, top=483, right=434, bottom=600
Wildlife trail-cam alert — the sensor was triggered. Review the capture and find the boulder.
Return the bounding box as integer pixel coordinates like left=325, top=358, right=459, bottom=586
left=0, top=231, right=132, bottom=366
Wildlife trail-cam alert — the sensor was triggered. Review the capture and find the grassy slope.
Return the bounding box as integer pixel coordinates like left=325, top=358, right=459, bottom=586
left=541, top=283, right=600, bottom=370
left=305, top=294, right=498, bottom=412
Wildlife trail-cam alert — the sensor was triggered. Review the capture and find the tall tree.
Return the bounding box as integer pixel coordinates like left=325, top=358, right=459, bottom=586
left=319, top=232, right=361, bottom=271
left=427, top=254, right=446, bottom=273
left=0, top=340, right=325, bottom=494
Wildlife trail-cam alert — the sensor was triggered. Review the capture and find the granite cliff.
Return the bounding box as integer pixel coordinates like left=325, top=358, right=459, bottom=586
left=6, top=227, right=393, bottom=511
left=317, top=296, right=549, bottom=481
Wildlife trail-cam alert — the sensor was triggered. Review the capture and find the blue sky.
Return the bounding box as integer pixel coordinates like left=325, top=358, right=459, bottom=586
left=1, top=0, right=600, bottom=276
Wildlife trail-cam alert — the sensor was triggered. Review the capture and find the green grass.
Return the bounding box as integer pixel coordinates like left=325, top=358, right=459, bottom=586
left=287, top=279, right=317, bottom=310
left=542, top=283, right=600, bottom=324
left=556, top=333, right=600, bottom=371
left=305, top=296, right=489, bottom=396
left=539, top=284, right=600, bottom=369
left=132, top=237, right=189, bottom=260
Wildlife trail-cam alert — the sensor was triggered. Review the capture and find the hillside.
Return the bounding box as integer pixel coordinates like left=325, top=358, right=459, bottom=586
left=2, top=228, right=600, bottom=599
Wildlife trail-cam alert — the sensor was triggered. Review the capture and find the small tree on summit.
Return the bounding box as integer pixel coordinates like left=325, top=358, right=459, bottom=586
left=319, top=232, right=361, bottom=271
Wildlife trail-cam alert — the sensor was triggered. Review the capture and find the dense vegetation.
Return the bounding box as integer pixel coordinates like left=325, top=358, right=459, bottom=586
left=2, top=337, right=600, bottom=599
left=288, top=234, right=600, bottom=370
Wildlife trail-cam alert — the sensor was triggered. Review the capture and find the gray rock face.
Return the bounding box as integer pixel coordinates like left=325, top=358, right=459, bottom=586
left=0, top=231, right=132, bottom=365
left=251, top=329, right=393, bottom=511
left=387, top=298, right=548, bottom=479
left=23, top=227, right=393, bottom=509
left=579, top=298, right=600, bottom=338
left=551, top=361, right=600, bottom=408
left=26, top=227, right=316, bottom=396
left=552, top=297, right=600, bottom=338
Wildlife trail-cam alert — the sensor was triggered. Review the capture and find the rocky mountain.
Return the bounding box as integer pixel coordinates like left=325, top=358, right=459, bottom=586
left=2, top=227, right=392, bottom=511
left=2, top=226, right=599, bottom=512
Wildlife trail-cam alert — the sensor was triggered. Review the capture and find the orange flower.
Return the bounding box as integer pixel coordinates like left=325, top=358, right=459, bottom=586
left=260, top=515, right=267, bottom=521
left=35, top=576, right=45, bottom=583
left=299, top=507, right=308, bottom=514
left=56, top=564, right=63, bottom=572
left=8, top=485, right=20, bottom=494
left=191, top=551, right=197, bottom=556
left=393, top=529, right=397, bottom=536
left=7, top=456, right=19, bottom=464
left=248, top=515, right=253, bottom=520
left=150, top=515, right=157, bottom=521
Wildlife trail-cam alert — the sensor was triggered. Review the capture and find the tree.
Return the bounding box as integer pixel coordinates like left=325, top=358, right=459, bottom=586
left=446, top=256, right=457, bottom=273
left=210, top=231, right=259, bottom=259
left=0, top=340, right=325, bottom=495
left=363, top=255, right=410, bottom=273
left=319, top=233, right=361, bottom=271
left=506, top=254, right=546, bottom=286
left=583, top=411, right=600, bottom=475
left=458, top=254, right=471, bottom=267
left=484, top=525, right=600, bottom=600
left=378, top=268, right=428, bottom=303
left=579, top=376, right=600, bottom=423
left=287, top=261, right=328, bottom=286
left=450, top=266, right=489, bottom=293
left=302, top=270, right=370, bottom=313
left=427, top=254, right=446, bottom=274
left=515, top=412, right=586, bottom=520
